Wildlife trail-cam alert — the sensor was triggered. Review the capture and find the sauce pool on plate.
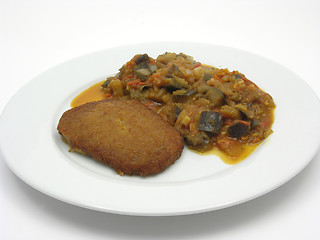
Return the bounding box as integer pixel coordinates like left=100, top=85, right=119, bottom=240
left=71, top=81, right=106, bottom=108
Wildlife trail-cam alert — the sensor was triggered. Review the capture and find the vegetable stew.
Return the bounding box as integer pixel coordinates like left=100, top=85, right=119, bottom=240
left=101, top=52, right=275, bottom=160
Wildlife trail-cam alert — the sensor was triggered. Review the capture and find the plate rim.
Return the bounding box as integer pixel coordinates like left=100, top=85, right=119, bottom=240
left=1, top=41, right=320, bottom=216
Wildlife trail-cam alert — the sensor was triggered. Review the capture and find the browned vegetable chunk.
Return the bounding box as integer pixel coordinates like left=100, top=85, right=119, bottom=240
left=198, top=111, right=222, bottom=134
left=228, top=121, right=250, bottom=138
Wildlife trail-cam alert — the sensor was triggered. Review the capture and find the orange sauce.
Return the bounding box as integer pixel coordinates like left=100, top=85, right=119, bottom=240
left=191, top=143, right=261, bottom=164
left=70, top=81, right=265, bottom=164
left=71, top=81, right=106, bottom=108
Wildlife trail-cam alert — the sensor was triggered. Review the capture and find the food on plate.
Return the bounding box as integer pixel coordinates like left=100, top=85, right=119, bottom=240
left=57, top=99, right=184, bottom=176
left=99, top=52, right=275, bottom=161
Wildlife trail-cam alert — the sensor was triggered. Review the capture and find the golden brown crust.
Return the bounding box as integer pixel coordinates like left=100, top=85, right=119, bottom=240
left=57, top=99, right=184, bottom=176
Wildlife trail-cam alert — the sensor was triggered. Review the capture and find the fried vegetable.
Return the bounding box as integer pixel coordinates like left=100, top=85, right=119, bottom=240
left=157, top=52, right=177, bottom=64
left=185, top=131, right=210, bottom=146
left=101, top=77, right=113, bottom=88
left=117, top=65, right=125, bottom=78
left=198, top=111, right=222, bottom=134
left=163, top=75, right=189, bottom=90
left=250, top=119, right=261, bottom=128
left=220, top=105, right=241, bottom=119
left=108, top=79, right=124, bottom=97
left=228, top=120, right=250, bottom=138
left=172, top=89, right=197, bottom=103
left=174, top=105, right=182, bottom=120
left=149, top=64, right=158, bottom=72
left=203, top=73, right=213, bottom=82
left=133, top=55, right=158, bottom=80
left=135, top=54, right=149, bottom=64
left=171, top=64, right=185, bottom=78
left=197, top=85, right=225, bottom=106
left=234, top=74, right=243, bottom=79
left=135, top=68, right=152, bottom=80
left=235, top=104, right=254, bottom=119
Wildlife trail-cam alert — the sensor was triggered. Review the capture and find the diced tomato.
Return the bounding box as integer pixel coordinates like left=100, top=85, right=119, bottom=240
left=127, top=80, right=146, bottom=89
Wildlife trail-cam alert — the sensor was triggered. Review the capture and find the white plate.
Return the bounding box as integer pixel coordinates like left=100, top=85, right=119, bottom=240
left=1, top=42, right=320, bottom=216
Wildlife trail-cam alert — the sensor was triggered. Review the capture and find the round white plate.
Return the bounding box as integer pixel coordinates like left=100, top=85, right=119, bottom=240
left=1, top=42, right=320, bottom=216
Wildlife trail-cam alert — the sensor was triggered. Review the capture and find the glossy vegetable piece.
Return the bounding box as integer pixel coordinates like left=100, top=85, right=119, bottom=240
left=134, top=61, right=151, bottom=80
left=234, top=74, right=243, bottom=79
left=102, top=66, right=125, bottom=88
left=197, top=85, right=224, bottom=107
left=172, top=89, right=197, bottom=102
left=171, top=64, right=185, bottom=78
left=101, top=77, right=113, bottom=88
left=174, top=105, right=182, bottom=120
left=185, top=131, right=210, bottom=146
left=134, top=54, right=157, bottom=80
left=250, top=119, right=261, bottom=128
left=108, top=79, right=124, bottom=97
left=135, top=68, right=152, bottom=80
left=163, top=75, right=189, bottom=90
left=157, top=52, right=177, bottom=64
left=228, top=120, right=250, bottom=138
left=135, top=54, right=149, bottom=64
left=198, top=111, right=222, bottom=134
left=203, top=73, right=213, bottom=82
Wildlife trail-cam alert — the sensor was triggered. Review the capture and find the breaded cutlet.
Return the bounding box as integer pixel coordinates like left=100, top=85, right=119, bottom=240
left=57, top=99, right=184, bottom=176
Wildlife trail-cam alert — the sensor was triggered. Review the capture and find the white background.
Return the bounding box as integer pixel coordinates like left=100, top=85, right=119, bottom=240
left=1, top=0, right=320, bottom=239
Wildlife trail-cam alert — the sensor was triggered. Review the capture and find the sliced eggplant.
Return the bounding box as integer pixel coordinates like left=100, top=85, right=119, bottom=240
left=250, top=119, right=261, bottom=129
left=135, top=68, right=152, bottom=80
left=228, top=121, right=250, bottom=138
left=172, top=89, right=197, bottom=102
left=234, top=74, right=243, bottom=79
left=171, top=64, right=185, bottom=78
left=174, top=105, right=182, bottom=120
left=149, top=64, right=158, bottom=72
left=163, top=75, right=189, bottom=90
left=185, top=131, right=210, bottom=146
left=203, top=73, right=213, bottom=82
left=197, top=85, right=225, bottom=106
left=235, top=104, right=254, bottom=119
left=101, top=77, right=114, bottom=88
left=135, top=54, right=149, bottom=64
left=198, top=111, right=222, bottom=134
left=134, top=58, right=157, bottom=80
left=134, top=62, right=152, bottom=80
left=116, top=65, right=125, bottom=78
